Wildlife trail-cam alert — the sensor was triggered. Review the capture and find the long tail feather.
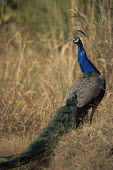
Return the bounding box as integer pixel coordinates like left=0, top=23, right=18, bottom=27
left=0, top=97, right=79, bottom=169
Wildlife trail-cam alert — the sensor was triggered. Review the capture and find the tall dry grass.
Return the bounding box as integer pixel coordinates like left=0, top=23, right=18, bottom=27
left=0, top=0, right=113, bottom=169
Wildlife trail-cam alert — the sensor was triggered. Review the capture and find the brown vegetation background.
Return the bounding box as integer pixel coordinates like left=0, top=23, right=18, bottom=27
left=0, top=0, right=113, bottom=169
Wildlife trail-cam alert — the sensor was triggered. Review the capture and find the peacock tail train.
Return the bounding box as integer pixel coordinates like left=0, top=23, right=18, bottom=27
left=0, top=97, right=88, bottom=169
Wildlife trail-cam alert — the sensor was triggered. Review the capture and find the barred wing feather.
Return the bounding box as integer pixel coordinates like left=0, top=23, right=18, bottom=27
left=63, top=75, right=105, bottom=107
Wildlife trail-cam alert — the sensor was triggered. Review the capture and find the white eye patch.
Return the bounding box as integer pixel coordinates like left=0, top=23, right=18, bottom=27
left=73, top=38, right=79, bottom=43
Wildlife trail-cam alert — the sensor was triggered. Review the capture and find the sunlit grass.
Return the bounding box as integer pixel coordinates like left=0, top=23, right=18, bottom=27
left=0, top=0, right=113, bottom=169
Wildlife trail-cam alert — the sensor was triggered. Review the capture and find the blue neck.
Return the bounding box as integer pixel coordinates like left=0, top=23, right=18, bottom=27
left=77, top=43, right=100, bottom=75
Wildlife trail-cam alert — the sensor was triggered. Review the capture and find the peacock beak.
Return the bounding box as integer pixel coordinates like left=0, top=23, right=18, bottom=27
left=69, top=38, right=74, bottom=42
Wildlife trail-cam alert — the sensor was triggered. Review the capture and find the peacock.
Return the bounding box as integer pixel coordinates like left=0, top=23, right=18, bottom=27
left=0, top=30, right=106, bottom=169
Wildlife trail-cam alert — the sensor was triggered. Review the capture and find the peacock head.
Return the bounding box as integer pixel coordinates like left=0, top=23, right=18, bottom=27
left=69, top=37, right=81, bottom=44
left=69, top=30, right=86, bottom=45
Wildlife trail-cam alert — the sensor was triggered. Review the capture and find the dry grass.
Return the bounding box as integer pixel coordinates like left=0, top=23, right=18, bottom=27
left=47, top=107, right=113, bottom=170
left=0, top=1, right=113, bottom=169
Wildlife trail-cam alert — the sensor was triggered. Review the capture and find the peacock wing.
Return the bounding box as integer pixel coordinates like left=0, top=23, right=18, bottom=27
left=63, top=75, right=105, bottom=107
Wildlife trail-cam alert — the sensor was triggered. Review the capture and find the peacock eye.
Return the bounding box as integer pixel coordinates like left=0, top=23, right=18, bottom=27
left=74, top=38, right=79, bottom=42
